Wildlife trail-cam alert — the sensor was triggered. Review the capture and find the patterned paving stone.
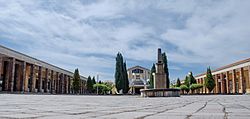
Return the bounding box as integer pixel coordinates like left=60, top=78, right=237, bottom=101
left=0, top=94, right=249, bottom=119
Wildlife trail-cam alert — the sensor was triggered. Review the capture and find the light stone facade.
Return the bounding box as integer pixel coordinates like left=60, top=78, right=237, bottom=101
left=0, top=45, right=87, bottom=94
left=195, top=58, right=250, bottom=94
left=127, top=66, right=150, bottom=94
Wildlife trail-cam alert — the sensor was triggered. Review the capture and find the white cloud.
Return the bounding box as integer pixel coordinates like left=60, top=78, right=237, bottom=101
left=162, top=0, right=250, bottom=67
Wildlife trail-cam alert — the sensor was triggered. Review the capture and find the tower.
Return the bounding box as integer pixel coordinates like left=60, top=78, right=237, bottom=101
left=154, top=48, right=167, bottom=89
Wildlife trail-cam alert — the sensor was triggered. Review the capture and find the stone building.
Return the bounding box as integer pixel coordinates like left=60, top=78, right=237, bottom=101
left=0, top=45, right=87, bottom=94
left=195, top=58, right=250, bottom=94
left=127, top=66, right=150, bottom=94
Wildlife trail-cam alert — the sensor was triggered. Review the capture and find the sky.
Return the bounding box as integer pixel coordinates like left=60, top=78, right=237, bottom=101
left=0, top=0, right=250, bottom=82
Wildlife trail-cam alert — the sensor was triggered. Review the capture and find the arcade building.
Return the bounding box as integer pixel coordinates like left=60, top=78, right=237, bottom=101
left=195, top=58, right=250, bottom=94
left=0, top=45, right=87, bottom=94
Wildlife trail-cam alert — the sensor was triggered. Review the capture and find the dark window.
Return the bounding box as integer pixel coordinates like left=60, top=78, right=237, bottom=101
left=132, top=69, right=143, bottom=73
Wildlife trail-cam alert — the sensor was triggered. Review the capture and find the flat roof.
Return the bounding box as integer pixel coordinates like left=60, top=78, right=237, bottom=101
left=195, top=58, right=250, bottom=78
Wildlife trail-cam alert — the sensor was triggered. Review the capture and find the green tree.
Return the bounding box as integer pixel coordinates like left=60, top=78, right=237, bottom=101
left=184, top=76, right=190, bottom=87
left=92, top=76, right=96, bottom=93
left=189, top=72, right=197, bottom=84
left=115, top=53, right=123, bottom=92
left=190, top=84, right=203, bottom=94
left=205, top=67, right=215, bottom=93
left=72, top=69, right=80, bottom=94
left=123, top=62, right=129, bottom=93
left=86, top=76, right=93, bottom=93
left=162, top=52, right=170, bottom=88
left=93, top=83, right=112, bottom=95
left=176, top=78, right=181, bottom=87
left=149, top=64, right=156, bottom=88
left=180, top=85, right=189, bottom=94
left=114, top=52, right=128, bottom=94
left=92, top=76, right=96, bottom=84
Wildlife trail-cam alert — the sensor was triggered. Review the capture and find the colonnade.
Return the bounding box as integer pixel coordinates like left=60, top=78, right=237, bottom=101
left=0, top=56, right=86, bottom=94
left=196, top=65, right=250, bottom=94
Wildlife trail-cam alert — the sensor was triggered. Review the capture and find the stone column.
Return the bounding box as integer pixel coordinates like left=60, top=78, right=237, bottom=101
left=15, top=64, right=21, bottom=91
left=239, top=68, right=244, bottom=94
left=56, top=72, right=59, bottom=94
left=60, top=73, right=64, bottom=94
left=48, top=70, right=51, bottom=93
left=3, top=59, right=9, bottom=91
left=232, top=69, right=236, bottom=93
left=50, top=70, right=54, bottom=94
left=199, top=79, right=202, bottom=93
left=53, top=72, right=56, bottom=94
left=226, top=71, right=230, bottom=94
left=246, top=66, right=250, bottom=94
left=21, top=62, right=26, bottom=92
left=68, top=76, right=71, bottom=94
left=202, top=78, right=205, bottom=94
left=38, top=66, right=42, bottom=93
left=214, top=74, right=218, bottom=93
left=31, top=65, right=37, bottom=93
left=9, top=58, right=15, bottom=92
left=24, top=63, right=30, bottom=92
left=65, top=75, right=68, bottom=94
left=44, top=68, right=49, bottom=93
left=220, top=73, right=225, bottom=94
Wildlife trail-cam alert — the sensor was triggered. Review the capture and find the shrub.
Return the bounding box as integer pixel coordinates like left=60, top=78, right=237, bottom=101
left=190, top=84, right=203, bottom=93
left=93, top=83, right=111, bottom=95
left=180, top=85, right=189, bottom=94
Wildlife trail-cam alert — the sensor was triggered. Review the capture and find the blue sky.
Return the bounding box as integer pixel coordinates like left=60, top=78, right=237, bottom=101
left=0, top=0, right=250, bottom=82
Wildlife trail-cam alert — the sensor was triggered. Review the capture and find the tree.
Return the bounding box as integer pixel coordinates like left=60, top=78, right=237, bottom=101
left=123, top=62, right=129, bottom=93
left=162, top=52, right=170, bottom=88
left=189, top=72, right=197, bottom=85
left=92, top=76, right=96, bottom=84
left=205, top=67, right=215, bottom=93
left=114, top=52, right=129, bottom=94
left=92, top=76, right=96, bottom=93
left=149, top=64, right=156, bottom=88
left=115, top=53, right=123, bottom=92
left=87, top=76, right=93, bottom=93
left=190, top=84, right=203, bottom=94
left=180, top=85, right=189, bottom=94
left=184, top=76, right=190, bottom=87
left=93, top=83, right=112, bottom=95
left=72, top=69, right=80, bottom=94
left=176, top=78, right=181, bottom=87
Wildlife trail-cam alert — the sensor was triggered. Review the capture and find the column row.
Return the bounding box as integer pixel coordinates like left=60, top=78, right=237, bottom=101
left=196, top=66, right=250, bottom=94
left=0, top=57, right=86, bottom=94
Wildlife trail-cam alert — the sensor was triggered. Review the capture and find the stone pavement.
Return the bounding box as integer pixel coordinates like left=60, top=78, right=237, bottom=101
left=0, top=94, right=250, bottom=119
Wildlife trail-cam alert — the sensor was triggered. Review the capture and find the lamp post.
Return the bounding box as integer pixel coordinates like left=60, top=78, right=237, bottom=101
left=143, top=81, right=146, bottom=90
left=145, top=79, right=149, bottom=90
left=97, top=74, right=99, bottom=95
left=152, top=73, right=155, bottom=89
left=132, top=73, right=135, bottom=95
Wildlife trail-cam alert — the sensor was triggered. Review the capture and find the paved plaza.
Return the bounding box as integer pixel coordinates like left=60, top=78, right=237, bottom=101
left=0, top=94, right=250, bottom=119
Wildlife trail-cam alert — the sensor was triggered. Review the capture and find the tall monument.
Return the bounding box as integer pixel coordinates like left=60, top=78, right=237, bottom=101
left=154, top=48, right=167, bottom=89
left=140, top=48, right=180, bottom=97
